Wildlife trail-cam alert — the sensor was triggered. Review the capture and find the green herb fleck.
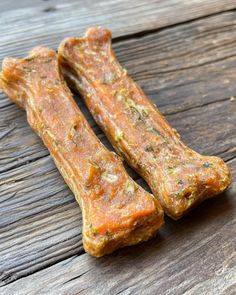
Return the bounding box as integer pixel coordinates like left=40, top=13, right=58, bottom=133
left=126, top=99, right=148, bottom=120
left=146, top=127, right=161, bottom=136
left=167, top=165, right=177, bottom=173
left=203, top=162, right=213, bottom=168
left=24, top=56, right=36, bottom=62
left=178, top=180, right=184, bottom=185
left=116, top=93, right=124, bottom=101
left=102, top=172, right=118, bottom=183
left=103, top=72, right=116, bottom=84
left=89, top=224, right=98, bottom=236
left=22, top=66, right=32, bottom=73
left=115, top=129, right=124, bottom=142
left=187, top=198, right=193, bottom=207
left=125, top=181, right=136, bottom=195
left=115, top=89, right=128, bottom=101
left=145, top=146, right=154, bottom=152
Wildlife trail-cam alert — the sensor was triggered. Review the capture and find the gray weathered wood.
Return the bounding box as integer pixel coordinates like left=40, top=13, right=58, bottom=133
left=1, top=11, right=236, bottom=171
left=1, top=158, right=235, bottom=295
left=0, top=0, right=236, bottom=293
left=0, top=156, right=84, bottom=285
left=0, top=78, right=235, bottom=286
left=1, top=0, right=236, bottom=61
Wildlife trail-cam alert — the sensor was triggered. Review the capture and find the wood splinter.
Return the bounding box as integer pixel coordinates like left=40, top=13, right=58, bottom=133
left=58, top=27, right=232, bottom=219
left=0, top=47, right=164, bottom=257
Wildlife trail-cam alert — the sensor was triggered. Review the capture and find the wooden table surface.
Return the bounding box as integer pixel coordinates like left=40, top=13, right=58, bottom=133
left=0, top=1, right=236, bottom=294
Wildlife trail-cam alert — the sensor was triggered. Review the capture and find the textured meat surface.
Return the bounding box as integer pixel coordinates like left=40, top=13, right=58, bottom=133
left=58, top=27, right=232, bottom=219
left=0, top=47, right=164, bottom=256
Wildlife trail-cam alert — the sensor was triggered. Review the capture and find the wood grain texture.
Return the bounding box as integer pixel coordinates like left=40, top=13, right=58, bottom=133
left=1, top=11, right=236, bottom=171
left=1, top=99, right=235, bottom=286
left=0, top=0, right=236, bottom=61
left=0, top=0, right=236, bottom=293
left=0, top=156, right=84, bottom=285
left=1, top=158, right=235, bottom=295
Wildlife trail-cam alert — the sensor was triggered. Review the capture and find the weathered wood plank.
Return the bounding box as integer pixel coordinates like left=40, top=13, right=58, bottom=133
left=0, top=98, right=235, bottom=286
left=0, top=11, right=236, bottom=285
left=0, top=156, right=84, bottom=285
left=115, top=11, right=236, bottom=114
left=0, top=0, right=79, bottom=13
left=0, top=3, right=236, bottom=291
left=1, top=12, right=236, bottom=171
left=0, top=0, right=236, bottom=62
left=165, top=100, right=236, bottom=161
left=1, top=157, right=235, bottom=294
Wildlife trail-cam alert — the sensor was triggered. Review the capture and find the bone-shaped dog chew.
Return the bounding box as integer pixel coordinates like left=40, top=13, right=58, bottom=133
left=0, top=47, right=164, bottom=256
left=58, top=27, right=232, bottom=219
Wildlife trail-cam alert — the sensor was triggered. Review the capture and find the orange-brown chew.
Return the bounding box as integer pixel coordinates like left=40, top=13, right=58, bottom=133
left=0, top=47, right=164, bottom=256
left=58, top=27, right=232, bottom=220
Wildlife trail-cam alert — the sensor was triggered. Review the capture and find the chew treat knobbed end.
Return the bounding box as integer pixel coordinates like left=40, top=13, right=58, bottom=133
left=85, top=26, right=112, bottom=44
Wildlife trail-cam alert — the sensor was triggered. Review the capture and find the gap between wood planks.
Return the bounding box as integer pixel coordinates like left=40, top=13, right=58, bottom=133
left=112, top=8, right=236, bottom=44
left=1, top=1, right=236, bottom=59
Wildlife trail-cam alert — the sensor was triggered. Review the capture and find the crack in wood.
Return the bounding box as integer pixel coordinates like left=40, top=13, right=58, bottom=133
left=149, top=53, right=236, bottom=76
left=113, top=9, right=236, bottom=44
left=163, top=96, right=230, bottom=116
left=62, top=270, right=90, bottom=286
left=0, top=124, right=17, bottom=141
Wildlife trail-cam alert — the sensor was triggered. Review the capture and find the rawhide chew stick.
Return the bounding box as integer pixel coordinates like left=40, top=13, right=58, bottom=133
left=0, top=47, right=164, bottom=256
left=58, top=27, right=232, bottom=219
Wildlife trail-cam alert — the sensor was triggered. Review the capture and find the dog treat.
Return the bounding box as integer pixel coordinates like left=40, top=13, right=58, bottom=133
left=0, top=47, right=164, bottom=256
left=58, top=27, right=232, bottom=219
